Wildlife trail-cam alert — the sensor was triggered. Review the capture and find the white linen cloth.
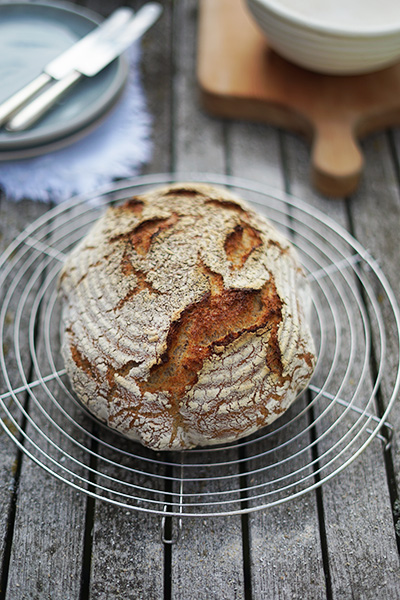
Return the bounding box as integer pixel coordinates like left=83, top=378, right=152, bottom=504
left=0, top=44, right=153, bottom=203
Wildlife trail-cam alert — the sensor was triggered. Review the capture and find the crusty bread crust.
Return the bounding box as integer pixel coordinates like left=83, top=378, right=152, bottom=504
left=58, top=183, right=315, bottom=450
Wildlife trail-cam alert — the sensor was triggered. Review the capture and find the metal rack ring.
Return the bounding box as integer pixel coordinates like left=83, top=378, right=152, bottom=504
left=0, top=173, right=399, bottom=517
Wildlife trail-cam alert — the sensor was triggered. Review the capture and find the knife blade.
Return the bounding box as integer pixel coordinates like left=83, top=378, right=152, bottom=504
left=0, top=6, right=135, bottom=127
left=7, top=2, right=162, bottom=132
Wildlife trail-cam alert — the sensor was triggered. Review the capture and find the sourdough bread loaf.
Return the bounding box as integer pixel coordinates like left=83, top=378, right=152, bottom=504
left=58, top=183, right=315, bottom=450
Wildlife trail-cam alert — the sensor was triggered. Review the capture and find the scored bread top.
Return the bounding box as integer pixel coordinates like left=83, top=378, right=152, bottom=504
left=58, top=183, right=316, bottom=450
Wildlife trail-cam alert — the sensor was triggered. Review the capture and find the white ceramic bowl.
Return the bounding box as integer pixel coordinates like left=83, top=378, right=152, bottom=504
left=246, top=0, right=400, bottom=75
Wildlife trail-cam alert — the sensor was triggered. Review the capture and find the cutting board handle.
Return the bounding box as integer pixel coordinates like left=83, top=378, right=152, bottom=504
left=311, top=121, right=363, bottom=197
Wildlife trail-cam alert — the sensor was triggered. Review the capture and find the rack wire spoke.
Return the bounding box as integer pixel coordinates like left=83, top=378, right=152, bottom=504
left=0, top=369, right=67, bottom=402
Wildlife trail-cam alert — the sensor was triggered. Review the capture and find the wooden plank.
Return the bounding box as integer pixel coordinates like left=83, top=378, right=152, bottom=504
left=0, top=197, right=31, bottom=583
left=350, top=130, right=400, bottom=425
left=169, top=1, right=245, bottom=598
left=284, top=131, right=400, bottom=598
left=2, top=206, right=88, bottom=599
left=227, top=121, right=328, bottom=597
left=89, top=425, right=165, bottom=599
left=84, top=0, right=173, bottom=174
left=171, top=515, right=244, bottom=599
left=0, top=198, right=68, bottom=597
left=79, top=1, right=172, bottom=597
left=137, top=0, right=174, bottom=174
left=0, top=196, right=21, bottom=575
left=173, top=0, right=227, bottom=174
left=5, top=460, right=87, bottom=600
left=347, top=130, right=400, bottom=549
left=89, top=504, right=164, bottom=600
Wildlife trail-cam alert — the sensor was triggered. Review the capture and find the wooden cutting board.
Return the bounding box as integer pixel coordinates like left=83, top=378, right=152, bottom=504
left=197, top=0, right=400, bottom=197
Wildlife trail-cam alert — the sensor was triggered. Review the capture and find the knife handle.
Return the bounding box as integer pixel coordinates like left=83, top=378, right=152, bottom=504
left=6, top=70, right=82, bottom=132
left=0, top=72, right=52, bottom=127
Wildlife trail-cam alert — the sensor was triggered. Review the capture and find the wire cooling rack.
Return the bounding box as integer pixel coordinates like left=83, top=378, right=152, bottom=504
left=0, top=173, right=399, bottom=519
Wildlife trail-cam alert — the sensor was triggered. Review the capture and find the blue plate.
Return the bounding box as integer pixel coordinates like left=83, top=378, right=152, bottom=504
left=0, top=0, right=129, bottom=157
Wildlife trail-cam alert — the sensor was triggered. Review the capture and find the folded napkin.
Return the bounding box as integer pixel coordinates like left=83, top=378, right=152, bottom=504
left=0, top=44, right=153, bottom=203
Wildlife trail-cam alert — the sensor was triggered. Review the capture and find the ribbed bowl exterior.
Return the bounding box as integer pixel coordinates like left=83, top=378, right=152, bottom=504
left=246, top=0, right=400, bottom=74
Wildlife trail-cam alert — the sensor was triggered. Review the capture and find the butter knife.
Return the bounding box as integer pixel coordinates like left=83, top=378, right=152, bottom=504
left=0, top=6, right=134, bottom=128
left=7, top=2, right=162, bottom=132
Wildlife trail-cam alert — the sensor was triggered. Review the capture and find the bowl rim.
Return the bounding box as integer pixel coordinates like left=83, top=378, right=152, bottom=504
left=247, top=0, right=400, bottom=38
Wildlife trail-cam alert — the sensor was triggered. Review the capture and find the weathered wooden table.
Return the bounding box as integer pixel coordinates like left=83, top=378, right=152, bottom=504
left=1, top=1, right=400, bottom=598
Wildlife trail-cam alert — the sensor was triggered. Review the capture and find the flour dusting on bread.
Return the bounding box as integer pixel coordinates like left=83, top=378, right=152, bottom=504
left=58, top=183, right=315, bottom=450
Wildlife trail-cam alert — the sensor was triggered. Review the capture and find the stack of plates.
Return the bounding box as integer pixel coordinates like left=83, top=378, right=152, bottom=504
left=0, top=0, right=128, bottom=160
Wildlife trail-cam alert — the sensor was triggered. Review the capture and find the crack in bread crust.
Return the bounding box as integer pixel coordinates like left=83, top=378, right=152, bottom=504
left=139, top=277, right=283, bottom=402
left=224, top=222, right=263, bottom=269
left=205, top=198, right=247, bottom=215
left=119, top=197, right=144, bottom=214
left=110, top=213, right=179, bottom=255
